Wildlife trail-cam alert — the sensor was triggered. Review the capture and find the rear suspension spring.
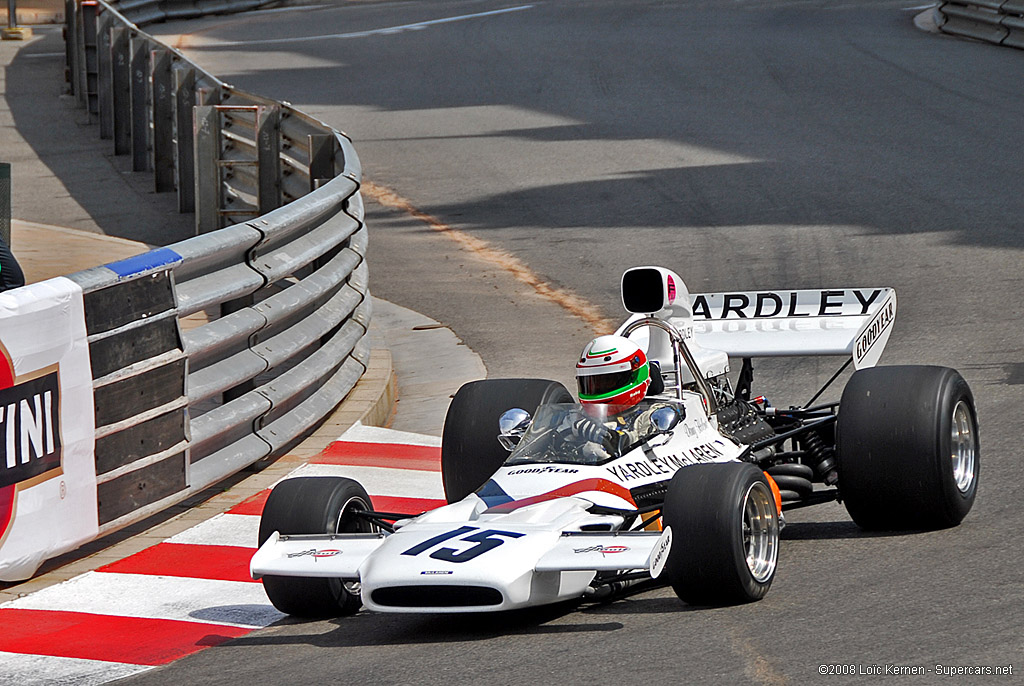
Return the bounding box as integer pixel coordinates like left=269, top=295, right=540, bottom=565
left=803, top=431, right=837, bottom=485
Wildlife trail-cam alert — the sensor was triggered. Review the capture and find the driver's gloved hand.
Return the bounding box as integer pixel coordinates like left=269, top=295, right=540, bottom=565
left=571, top=416, right=607, bottom=445
left=600, top=429, right=626, bottom=455
left=570, top=416, right=625, bottom=455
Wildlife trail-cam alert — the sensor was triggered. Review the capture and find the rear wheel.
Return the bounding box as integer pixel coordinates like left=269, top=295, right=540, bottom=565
left=257, top=476, right=373, bottom=617
left=661, top=463, right=779, bottom=605
left=837, top=365, right=979, bottom=530
left=441, top=378, right=572, bottom=502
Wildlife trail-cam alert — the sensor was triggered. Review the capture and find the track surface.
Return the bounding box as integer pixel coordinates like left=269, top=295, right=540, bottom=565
left=137, top=1, right=1022, bottom=683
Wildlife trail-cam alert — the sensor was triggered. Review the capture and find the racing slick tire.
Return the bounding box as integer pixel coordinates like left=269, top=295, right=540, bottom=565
left=837, top=365, right=979, bottom=531
left=441, top=378, right=573, bottom=503
left=257, top=476, right=373, bottom=617
left=661, top=463, right=780, bottom=605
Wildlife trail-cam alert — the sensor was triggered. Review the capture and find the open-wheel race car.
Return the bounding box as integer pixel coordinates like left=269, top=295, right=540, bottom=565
left=250, top=266, right=979, bottom=616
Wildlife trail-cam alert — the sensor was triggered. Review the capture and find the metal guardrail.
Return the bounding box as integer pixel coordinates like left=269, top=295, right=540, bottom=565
left=105, top=0, right=272, bottom=25
left=61, top=0, right=371, bottom=535
left=937, top=0, right=1024, bottom=48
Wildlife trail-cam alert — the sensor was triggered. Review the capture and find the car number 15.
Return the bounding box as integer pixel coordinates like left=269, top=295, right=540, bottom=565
left=401, top=526, right=524, bottom=563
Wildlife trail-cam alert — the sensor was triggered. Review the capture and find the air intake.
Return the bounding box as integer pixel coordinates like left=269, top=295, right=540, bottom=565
left=371, top=585, right=504, bottom=608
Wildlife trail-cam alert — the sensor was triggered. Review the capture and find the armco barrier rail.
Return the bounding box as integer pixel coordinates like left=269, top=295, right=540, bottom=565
left=38, top=2, right=370, bottom=544
left=936, top=0, right=1024, bottom=48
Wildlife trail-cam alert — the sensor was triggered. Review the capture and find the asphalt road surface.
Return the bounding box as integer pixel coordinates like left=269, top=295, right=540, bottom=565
left=136, top=1, right=1023, bottom=683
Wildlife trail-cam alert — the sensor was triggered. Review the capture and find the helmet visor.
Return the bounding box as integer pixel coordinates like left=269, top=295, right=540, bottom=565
left=577, top=365, right=649, bottom=401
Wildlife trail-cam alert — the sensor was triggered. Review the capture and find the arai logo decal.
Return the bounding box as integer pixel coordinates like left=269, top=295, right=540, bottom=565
left=573, top=544, right=629, bottom=556
left=286, top=548, right=342, bottom=559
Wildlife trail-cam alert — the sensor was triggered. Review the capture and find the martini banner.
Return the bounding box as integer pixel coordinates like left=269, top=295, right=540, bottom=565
left=0, top=277, right=96, bottom=581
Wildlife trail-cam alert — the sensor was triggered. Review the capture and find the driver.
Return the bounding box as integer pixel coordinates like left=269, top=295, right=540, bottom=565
left=576, top=335, right=651, bottom=406
left=575, top=335, right=682, bottom=451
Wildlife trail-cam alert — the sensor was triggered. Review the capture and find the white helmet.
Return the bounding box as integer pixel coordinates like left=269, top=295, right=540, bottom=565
left=576, top=335, right=650, bottom=406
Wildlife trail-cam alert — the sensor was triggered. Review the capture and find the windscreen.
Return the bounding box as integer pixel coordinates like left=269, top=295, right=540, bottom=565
left=504, top=401, right=672, bottom=466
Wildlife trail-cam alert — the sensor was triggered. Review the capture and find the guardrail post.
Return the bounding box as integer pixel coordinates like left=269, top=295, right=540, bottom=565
left=257, top=105, right=281, bottom=214
left=193, top=105, right=221, bottom=234
left=0, top=162, right=10, bottom=247
left=97, top=11, right=113, bottom=139
left=63, top=0, right=77, bottom=94
left=152, top=49, right=175, bottom=192
left=308, top=133, right=334, bottom=192
left=130, top=36, right=150, bottom=172
left=174, top=66, right=196, bottom=213
left=111, top=27, right=131, bottom=155
left=81, top=1, right=98, bottom=117
left=73, top=0, right=85, bottom=107
left=221, top=291, right=256, bottom=403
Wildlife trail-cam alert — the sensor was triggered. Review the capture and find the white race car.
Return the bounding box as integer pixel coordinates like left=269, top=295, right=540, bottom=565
left=251, top=266, right=979, bottom=616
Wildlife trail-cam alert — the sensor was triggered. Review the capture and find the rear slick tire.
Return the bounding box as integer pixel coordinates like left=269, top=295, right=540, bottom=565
left=662, top=463, right=780, bottom=605
left=837, top=365, right=979, bottom=531
left=257, top=476, right=373, bottom=617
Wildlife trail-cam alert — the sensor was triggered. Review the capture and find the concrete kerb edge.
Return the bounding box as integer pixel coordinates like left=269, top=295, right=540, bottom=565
left=0, top=346, right=397, bottom=602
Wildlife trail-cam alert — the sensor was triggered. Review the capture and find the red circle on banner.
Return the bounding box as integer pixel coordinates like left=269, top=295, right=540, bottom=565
left=0, top=342, right=16, bottom=540
left=0, top=343, right=13, bottom=389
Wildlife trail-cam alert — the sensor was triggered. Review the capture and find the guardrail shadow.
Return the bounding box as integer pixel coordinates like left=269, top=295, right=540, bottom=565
left=4, top=29, right=193, bottom=246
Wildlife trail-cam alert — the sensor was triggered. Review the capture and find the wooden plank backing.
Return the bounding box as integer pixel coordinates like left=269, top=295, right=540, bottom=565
left=94, top=358, right=186, bottom=428
left=95, top=409, right=187, bottom=477
left=83, top=271, right=176, bottom=335
left=97, top=452, right=187, bottom=526
left=89, top=317, right=182, bottom=379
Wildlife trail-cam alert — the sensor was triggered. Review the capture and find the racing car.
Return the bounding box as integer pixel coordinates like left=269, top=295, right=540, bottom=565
left=250, top=266, right=979, bottom=616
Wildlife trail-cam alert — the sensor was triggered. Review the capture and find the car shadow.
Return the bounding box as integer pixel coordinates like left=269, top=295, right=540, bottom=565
left=781, top=520, right=912, bottom=540
left=224, top=600, right=626, bottom=649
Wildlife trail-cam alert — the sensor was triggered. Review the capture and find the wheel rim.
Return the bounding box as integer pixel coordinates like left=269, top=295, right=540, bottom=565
left=742, top=481, right=779, bottom=583
left=950, top=400, right=977, bottom=494
left=334, top=496, right=372, bottom=534
left=331, top=496, right=371, bottom=603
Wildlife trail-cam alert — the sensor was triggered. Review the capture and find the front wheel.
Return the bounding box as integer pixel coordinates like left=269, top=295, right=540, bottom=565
left=661, top=463, right=780, bottom=605
left=257, top=476, right=374, bottom=617
left=837, top=365, right=979, bottom=531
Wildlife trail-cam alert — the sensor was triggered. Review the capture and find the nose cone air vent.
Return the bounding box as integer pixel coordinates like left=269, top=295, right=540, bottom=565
left=370, top=585, right=504, bottom=608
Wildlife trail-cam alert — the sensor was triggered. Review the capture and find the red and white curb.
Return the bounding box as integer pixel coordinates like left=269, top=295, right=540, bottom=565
left=0, top=424, right=444, bottom=685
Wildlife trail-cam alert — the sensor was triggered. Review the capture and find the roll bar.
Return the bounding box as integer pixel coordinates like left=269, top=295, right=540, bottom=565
left=620, top=317, right=718, bottom=417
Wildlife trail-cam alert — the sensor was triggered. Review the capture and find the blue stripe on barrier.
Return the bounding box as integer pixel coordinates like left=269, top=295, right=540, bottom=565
left=105, top=248, right=183, bottom=278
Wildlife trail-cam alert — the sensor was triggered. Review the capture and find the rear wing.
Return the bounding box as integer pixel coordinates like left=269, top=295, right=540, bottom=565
left=690, top=288, right=896, bottom=369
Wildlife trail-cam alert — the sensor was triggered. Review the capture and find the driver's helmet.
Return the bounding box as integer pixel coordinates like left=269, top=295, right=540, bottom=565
left=576, top=335, right=650, bottom=406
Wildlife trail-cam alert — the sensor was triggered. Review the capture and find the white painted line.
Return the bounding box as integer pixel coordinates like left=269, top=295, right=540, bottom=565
left=902, top=3, right=937, bottom=10
left=166, top=513, right=260, bottom=548
left=5, top=571, right=282, bottom=629
left=247, top=3, right=331, bottom=14
left=0, top=651, right=153, bottom=686
left=285, top=463, right=445, bottom=499
left=337, top=422, right=442, bottom=447
left=21, top=52, right=66, bottom=58
left=209, top=4, right=534, bottom=46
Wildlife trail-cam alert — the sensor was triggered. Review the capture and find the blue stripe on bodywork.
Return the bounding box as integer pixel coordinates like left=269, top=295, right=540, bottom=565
left=476, top=479, right=514, bottom=508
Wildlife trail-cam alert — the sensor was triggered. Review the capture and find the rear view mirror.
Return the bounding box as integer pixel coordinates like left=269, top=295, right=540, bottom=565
left=498, top=408, right=531, bottom=451
left=651, top=406, right=682, bottom=434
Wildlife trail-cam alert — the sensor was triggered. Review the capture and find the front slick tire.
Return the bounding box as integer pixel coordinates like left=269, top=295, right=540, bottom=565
left=257, top=476, right=373, bottom=618
left=837, top=365, right=979, bottom=531
left=662, top=463, right=779, bottom=606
